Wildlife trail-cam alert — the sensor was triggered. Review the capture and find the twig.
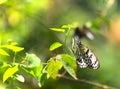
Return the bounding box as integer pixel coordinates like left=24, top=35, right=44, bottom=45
left=57, top=74, right=118, bottom=89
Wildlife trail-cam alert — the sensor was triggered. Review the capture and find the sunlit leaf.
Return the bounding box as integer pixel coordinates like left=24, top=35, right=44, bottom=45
left=61, top=24, right=74, bottom=29
left=1, top=45, right=24, bottom=52
left=0, top=48, right=9, bottom=56
left=50, top=28, right=65, bottom=32
left=0, top=0, right=7, bottom=4
left=49, top=42, right=63, bottom=51
left=47, top=58, right=63, bottom=79
left=26, top=53, right=41, bottom=67
left=3, top=65, right=19, bottom=82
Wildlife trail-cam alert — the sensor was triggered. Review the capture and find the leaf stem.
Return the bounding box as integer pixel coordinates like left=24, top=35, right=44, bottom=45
left=64, top=26, right=71, bottom=52
left=13, top=52, right=17, bottom=63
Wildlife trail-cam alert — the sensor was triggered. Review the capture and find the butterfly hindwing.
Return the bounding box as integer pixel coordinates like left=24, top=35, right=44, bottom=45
left=86, top=49, right=100, bottom=69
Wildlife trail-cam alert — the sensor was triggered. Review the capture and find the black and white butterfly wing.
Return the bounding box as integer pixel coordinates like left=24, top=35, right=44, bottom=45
left=86, top=49, right=100, bottom=69
left=76, top=56, right=88, bottom=68
left=72, top=37, right=100, bottom=69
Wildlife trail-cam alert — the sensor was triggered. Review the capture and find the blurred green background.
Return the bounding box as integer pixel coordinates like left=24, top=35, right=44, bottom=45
left=0, top=0, right=120, bottom=89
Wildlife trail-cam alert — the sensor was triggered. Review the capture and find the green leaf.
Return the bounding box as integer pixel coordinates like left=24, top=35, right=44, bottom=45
left=59, top=54, right=76, bottom=68
left=0, top=48, right=9, bottom=56
left=19, top=65, right=35, bottom=77
left=33, top=64, right=43, bottom=77
left=61, top=24, right=74, bottom=29
left=38, top=72, right=49, bottom=87
left=56, top=54, right=77, bottom=79
left=26, top=53, right=41, bottom=67
left=3, top=65, right=19, bottom=82
left=47, top=58, right=63, bottom=79
left=10, top=42, right=18, bottom=46
left=0, top=62, right=9, bottom=68
left=62, top=61, right=77, bottom=80
left=50, top=28, right=65, bottom=32
left=1, top=45, right=24, bottom=52
left=49, top=42, right=63, bottom=51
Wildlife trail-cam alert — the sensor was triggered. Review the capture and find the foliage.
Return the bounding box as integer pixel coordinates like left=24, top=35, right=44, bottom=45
left=0, top=0, right=120, bottom=89
left=49, top=42, right=63, bottom=51
left=0, top=25, right=78, bottom=88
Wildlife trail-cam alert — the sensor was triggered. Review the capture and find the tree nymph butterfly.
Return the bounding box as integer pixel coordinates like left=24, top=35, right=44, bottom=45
left=72, top=28, right=100, bottom=69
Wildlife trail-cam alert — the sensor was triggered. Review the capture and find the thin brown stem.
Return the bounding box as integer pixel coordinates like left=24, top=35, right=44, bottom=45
left=57, top=74, right=118, bottom=89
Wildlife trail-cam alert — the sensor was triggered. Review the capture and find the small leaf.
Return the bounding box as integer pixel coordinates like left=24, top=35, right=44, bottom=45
left=15, top=74, right=25, bottom=83
left=62, top=61, right=77, bottom=80
left=47, top=58, right=63, bottom=79
left=3, top=65, right=19, bottom=82
left=19, top=66, right=35, bottom=77
left=49, top=42, right=63, bottom=51
left=33, top=64, right=43, bottom=77
left=60, top=54, right=76, bottom=68
left=1, top=45, right=24, bottom=52
left=0, top=62, right=9, bottom=68
left=0, top=48, right=9, bottom=56
left=61, top=24, right=74, bottom=29
left=56, top=54, right=77, bottom=79
left=26, top=53, right=41, bottom=68
left=38, top=72, right=49, bottom=87
left=50, top=28, right=65, bottom=32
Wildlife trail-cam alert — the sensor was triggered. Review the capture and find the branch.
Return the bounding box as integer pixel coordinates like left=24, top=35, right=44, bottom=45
left=57, top=74, right=118, bottom=89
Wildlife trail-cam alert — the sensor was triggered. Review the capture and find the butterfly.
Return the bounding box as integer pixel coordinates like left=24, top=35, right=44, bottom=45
left=72, top=28, right=100, bottom=69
